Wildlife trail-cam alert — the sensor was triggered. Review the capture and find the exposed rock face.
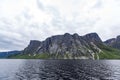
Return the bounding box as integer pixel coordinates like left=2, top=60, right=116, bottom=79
left=83, top=33, right=102, bottom=43
left=23, top=33, right=102, bottom=59
left=104, top=38, right=116, bottom=46
left=104, top=36, right=120, bottom=49
left=23, top=40, right=41, bottom=54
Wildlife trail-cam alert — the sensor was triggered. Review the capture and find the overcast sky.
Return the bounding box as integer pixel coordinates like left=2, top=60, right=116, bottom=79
left=0, top=0, right=120, bottom=51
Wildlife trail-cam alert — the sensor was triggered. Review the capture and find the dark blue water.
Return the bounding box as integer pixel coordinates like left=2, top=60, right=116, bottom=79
left=0, top=60, right=120, bottom=80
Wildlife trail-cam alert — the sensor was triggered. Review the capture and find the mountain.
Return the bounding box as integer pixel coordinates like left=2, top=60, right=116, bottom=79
left=0, top=51, right=21, bottom=58
left=11, top=33, right=120, bottom=59
left=104, top=35, right=120, bottom=49
left=20, top=33, right=102, bottom=59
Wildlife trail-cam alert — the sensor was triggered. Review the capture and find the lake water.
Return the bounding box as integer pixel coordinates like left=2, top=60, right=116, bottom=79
left=0, top=60, right=120, bottom=80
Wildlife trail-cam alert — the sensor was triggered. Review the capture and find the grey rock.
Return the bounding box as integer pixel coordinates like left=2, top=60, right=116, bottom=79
left=23, top=40, right=41, bottom=54
left=23, top=33, right=103, bottom=59
left=83, top=33, right=102, bottom=43
left=104, top=35, right=120, bottom=49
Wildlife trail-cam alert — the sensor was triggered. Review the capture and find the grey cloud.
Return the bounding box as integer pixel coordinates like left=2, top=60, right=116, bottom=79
left=0, top=36, right=25, bottom=50
left=22, top=9, right=32, bottom=20
left=36, top=0, right=45, bottom=11
left=0, top=0, right=101, bottom=51
left=0, top=0, right=120, bottom=51
left=0, top=18, right=12, bottom=26
left=40, top=6, right=96, bottom=35
left=92, top=0, right=103, bottom=9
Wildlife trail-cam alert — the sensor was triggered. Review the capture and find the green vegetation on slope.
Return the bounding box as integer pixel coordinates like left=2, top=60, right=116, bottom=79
left=98, top=44, right=120, bottom=59
left=9, top=53, right=50, bottom=59
left=9, top=53, right=90, bottom=59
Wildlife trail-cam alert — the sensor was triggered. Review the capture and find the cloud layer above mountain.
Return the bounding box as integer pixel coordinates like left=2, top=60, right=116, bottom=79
left=0, top=0, right=120, bottom=51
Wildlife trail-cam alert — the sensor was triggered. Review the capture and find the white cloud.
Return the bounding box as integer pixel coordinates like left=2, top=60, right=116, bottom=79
left=0, top=0, right=120, bottom=51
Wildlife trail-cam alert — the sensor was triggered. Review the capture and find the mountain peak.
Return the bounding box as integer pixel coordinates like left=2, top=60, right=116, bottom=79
left=83, top=33, right=102, bottom=43
left=72, top=33, right=80, bottom=39
left=23, top=40, right=41, bottom=54
left=117, top=35, right=120, bottom=38
left=85, top=33, right=98, bottom=37
left=64, top=33, right=71, bottom=36
left=30, top=40, right=41, bottom=44
left=116, top=35, right=120, bottom=41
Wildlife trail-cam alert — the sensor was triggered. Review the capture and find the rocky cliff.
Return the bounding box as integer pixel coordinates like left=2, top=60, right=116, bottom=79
left=104, top=35, right=120, bottom=50
left=23, top=33, right=102, bottom=59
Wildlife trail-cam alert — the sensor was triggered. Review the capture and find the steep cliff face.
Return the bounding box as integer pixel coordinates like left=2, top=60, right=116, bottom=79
left=104, top=38, right=116, bottom=45
left=83, top=33, right=102, bottom=43
left=104, top=36, right=120, bottom=49
left=23, top=40, right=41, bottom=54
left=23, top=33, right=102, bottom=59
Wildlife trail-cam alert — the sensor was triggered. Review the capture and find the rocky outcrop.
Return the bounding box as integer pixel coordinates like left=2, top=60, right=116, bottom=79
left=23, top=40, right=41, bottom=54
left=23, top=33, right=102, bottom=59
left=104, top=35, right=120, bottom=49
left=83, top=33, right=102, bottom=43
left=104, top=38, right=116, bottom=45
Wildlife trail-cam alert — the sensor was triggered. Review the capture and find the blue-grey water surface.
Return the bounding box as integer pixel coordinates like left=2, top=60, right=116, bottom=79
left=0, top=60, right=120, bottom=80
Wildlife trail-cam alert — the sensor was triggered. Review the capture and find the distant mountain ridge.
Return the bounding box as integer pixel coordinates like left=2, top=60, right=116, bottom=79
left=104, top=35, right=120, bottom=49
left=0, top=51, right=21, bottom=58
